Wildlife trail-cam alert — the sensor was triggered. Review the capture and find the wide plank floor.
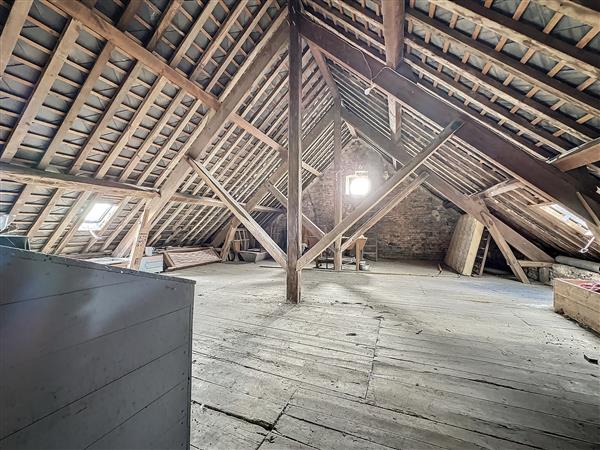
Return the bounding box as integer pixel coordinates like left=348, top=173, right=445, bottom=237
left=172, top=261, right=600, bottom=450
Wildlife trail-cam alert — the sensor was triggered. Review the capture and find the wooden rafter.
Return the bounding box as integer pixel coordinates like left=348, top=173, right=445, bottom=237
left=1, top=20, right=81, bottom=163
left=266, top=181, right=324, bottom=239
left=0, top=0, right=33, bottom=78
left=381, top=0, right=404, bottom=136
left=113, top=22, right=289, bottom=256
left=429, top=0, right=599, bottom=79
left=406, top=8, right=600, bottom=121
left=298, top=120, right=464, bottom=270
left=552, top=139, right=600, bottom=172
left=215, top=106, right=337, bottom=258
left=341, top=106, right=554, bottom=263
left=299, top=14, right=600, bottom=226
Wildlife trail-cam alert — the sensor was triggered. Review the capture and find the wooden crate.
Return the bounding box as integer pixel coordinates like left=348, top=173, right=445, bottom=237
left=554, top=279, right=600, bottom=333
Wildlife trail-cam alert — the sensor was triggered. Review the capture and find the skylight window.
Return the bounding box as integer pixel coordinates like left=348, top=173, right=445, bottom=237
left=346, top=171, right=370, bottom=196
left=543, top=204, right=591, bottom=235
left=79, top=202, right=117, bottom=231
left=542, top=203, right=597, bottom=253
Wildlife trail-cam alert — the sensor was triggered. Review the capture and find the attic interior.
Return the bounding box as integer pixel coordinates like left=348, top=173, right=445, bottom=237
left=1, top=0, right=599, bottom=448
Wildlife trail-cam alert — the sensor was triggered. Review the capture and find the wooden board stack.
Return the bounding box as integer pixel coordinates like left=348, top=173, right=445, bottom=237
left=163, top=248, right=221, bottom=271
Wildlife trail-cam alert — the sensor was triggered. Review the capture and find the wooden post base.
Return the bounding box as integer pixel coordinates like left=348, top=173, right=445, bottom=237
left=286, top=269, right=301, bottom=304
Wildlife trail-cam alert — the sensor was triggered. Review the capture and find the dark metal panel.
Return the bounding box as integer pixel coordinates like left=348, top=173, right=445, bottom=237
left=0, top=248, right=193, bottom=449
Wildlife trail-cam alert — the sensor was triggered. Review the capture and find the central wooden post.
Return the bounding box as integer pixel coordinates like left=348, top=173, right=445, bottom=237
left=287, top=0, right=302, bottom=303
left=333, top=101, right=343, bottom=271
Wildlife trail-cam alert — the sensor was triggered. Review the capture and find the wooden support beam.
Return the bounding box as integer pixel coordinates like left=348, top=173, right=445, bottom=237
left=354, top=237, right=367, bottom=272
left=308, top=42, right=340, bottom=101
left=341, top=106, right=554, bottom=263
left=266, top=181, right=324, bottom=239
left=333, top=102, right=343, bottom=271
left=429, top=0, right=599, bottom=79
left=478, top=179, right=523, bottom=198
left=0, top=162, right=159, bottom=199
left=173, top=192, right=284, bottom=214
left=551, top=139, right=600, bottom=172
left=341, top=172, right=429, bottom=251
left=128, top=204, right=151, bottom=270
left=48, top=0, right=219, bottom=109
left=381, top=0, right=404, bottom=136
left=215, top=106, right=336, bottom=256
left=230, top=115, right=321, bottom=176
left=480, top=211, right=530, bottom=284
left=406, top=8, right=600, bottom=121
left=1, top=19, right=81, bottom=163
left=186, top=157, right=287, bottom=267
left=518, top=260, right=553, bottom=268
left=298, top=120, right=463, bottom=270
left=0, top=0, right=33, bottom=78
left=116, top=0, right=142, bottom=29
left=299, top=14, right=600, bottom=224
left=287, top=0, right=303, bottom=303
left=146, top=0, right=182, bottom=51
left=381, top=0, right=404, bottom=68
left=114, top=22, right=289, bottom=256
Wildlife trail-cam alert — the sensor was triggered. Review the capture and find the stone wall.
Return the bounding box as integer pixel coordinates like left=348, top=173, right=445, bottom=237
left=269, top=141, right=461, bottom=261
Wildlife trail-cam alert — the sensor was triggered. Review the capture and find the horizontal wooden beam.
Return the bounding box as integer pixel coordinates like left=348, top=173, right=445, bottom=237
left=551, top=138, right=600, bottom=172
left=186, top=157, right=287, bottom=267
left=0, top=162, right=158, bottom=199
left=299, top=14, right=600, bottom=224
left=172, top=192, right=284, bottom=214
left=0, top=162, right=283, bottom=214
left=518, top=260, right=553, bottom=268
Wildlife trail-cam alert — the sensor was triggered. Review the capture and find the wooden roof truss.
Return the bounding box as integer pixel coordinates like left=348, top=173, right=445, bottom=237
left=0, top=0, right=598, bottom=269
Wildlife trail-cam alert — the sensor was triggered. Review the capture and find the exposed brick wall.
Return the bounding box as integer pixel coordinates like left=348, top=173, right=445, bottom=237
left=269, top=141, right=460, bottom=261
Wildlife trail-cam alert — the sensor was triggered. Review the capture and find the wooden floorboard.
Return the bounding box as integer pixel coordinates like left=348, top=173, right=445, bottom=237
left=172, top=261, right=600, bottom=449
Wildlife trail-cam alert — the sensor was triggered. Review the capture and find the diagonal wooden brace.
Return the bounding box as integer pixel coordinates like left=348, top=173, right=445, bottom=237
left=186, top=157, right=287, bottom=267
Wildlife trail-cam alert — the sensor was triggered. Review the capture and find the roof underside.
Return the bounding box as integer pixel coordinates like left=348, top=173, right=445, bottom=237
left=0, top=0, right=598, bottom=260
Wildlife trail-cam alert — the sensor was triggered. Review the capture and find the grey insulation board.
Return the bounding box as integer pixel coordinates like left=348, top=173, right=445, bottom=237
left=0, top=247, right=195, bottom=449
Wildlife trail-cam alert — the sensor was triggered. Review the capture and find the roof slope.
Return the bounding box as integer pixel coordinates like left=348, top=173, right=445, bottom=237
left=0, top=0, right=598, bottom=261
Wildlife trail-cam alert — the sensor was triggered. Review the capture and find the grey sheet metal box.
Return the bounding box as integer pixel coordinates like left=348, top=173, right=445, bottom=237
left=0, top=248, right=195, bottom=449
